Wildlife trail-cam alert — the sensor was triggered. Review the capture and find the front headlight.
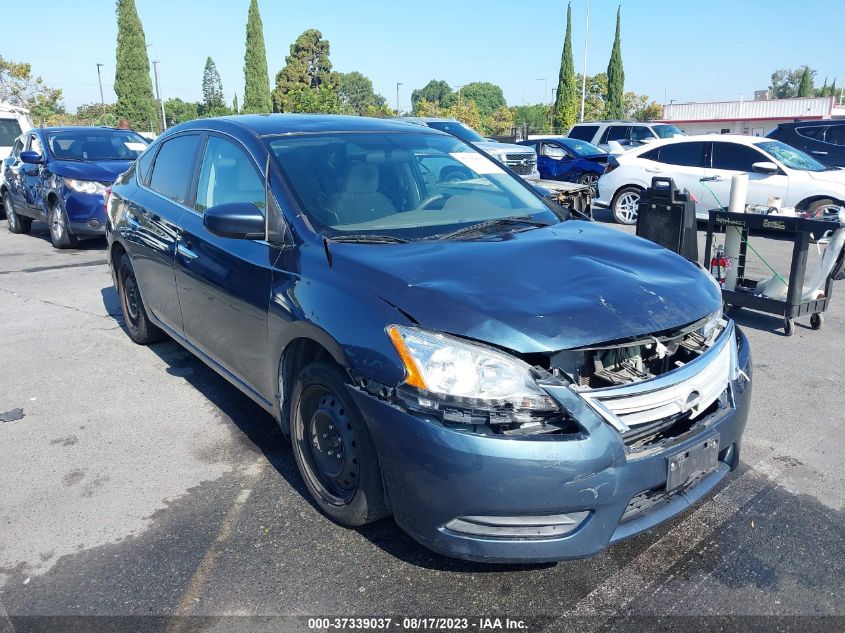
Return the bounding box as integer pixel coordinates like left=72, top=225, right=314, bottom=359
left=387, top=325, right=559, bottom=424
left=65, top=178, right=106, bottom=194
left=698, top=306, right=724, bottom=342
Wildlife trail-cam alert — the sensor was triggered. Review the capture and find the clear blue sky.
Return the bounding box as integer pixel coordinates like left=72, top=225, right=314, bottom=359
left=2, top=0, right=843, bottom=113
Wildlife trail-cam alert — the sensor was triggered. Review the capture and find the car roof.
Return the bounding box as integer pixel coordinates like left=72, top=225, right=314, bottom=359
left=774, top=120, right=845, bottom=129
left=33, top=126, right=145, bottom=134
left=167, top=114, right=439, bottom=138
left=634, top=133, right=767, bottom=149
left=573, top=120, right=669, bottom=126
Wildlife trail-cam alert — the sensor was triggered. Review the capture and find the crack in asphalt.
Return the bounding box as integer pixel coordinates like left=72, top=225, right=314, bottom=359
left=0, top=259, right=108, bottom=276
left=0, top=286, right=120, bottom=322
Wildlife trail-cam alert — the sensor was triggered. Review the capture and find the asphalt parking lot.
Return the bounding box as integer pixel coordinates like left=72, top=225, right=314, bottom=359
left=1, top=212, right=843, bottom=632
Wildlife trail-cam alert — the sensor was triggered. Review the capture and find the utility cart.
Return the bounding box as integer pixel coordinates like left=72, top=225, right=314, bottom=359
left=703, top=209, right=844, bottom=336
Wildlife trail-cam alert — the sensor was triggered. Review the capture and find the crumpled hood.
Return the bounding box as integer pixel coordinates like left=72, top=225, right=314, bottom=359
left=51, top=159, right=133, bottom=183
left=331, top=221, right=721, bottom=353
left=474, top=141, right=535, bottom=157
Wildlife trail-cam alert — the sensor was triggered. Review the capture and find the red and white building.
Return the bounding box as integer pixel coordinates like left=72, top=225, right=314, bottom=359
left=661, top=96, right=845, bottom=137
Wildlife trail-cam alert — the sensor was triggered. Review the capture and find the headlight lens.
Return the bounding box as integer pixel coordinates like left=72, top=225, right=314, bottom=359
left=387, top=325, right=559, bottom=421
left=699, top=306, right=724, bottom=342
left=66, top=179, right=106, bottom=194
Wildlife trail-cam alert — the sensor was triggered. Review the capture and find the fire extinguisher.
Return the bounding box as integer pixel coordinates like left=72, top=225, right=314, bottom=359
left=710, top=245, right=727, bottom=286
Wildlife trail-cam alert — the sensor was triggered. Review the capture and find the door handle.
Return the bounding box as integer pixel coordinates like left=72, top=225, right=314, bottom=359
left=811, top=150, right=829, bottom=155
left=644, top=167, right=661, bottom=173
left=177, top=241, right=198, bottom=261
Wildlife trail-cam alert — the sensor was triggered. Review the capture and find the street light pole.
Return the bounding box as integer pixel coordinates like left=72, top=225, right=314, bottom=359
left=580, top=0, right=591, bottom=122
left=96, top=63, right=105, bottom=114
left=396, top=82, right=403, bottom=115
left=152, top=59, right=166, bottom=133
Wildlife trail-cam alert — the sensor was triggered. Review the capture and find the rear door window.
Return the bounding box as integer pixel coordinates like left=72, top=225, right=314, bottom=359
left=568, top=125, right=598, bottom=141
left=148, top=134, right=201, bottom=204
left=824, top=124, right=845, bottom=146
left=630, top=126, right=655, bottom=142
left=711, top=142, right=767, bottom=171
left=796, top=126, right=827, bottom=141
left=600, top=125, right=631, bottom=144
left=655, top=141, right=708, bottom=167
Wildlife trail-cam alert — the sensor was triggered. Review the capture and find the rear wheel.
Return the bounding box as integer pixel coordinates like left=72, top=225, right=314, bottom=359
left=579, top=172, right=599, bottom=197
left=290, top=361, right=389, bottom=527
left=117, top=253, right=165, bottom=344
left=48, top=199, right=79, bottom=249
left=5, top=194, right=31, bottom=234
left=611, top=186, right=641, bottom=225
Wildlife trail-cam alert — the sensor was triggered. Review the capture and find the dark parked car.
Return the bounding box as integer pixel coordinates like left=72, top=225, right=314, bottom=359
left=767, top=120, right=845, bottom=168
left=1, top=126, right=148, bottom=248
left=518, top=137, right=608, bottom=193
left=107, top=114, right=752, bottom=563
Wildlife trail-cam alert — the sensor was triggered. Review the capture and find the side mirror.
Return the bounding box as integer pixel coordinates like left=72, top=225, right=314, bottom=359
left=752, top=161, right=779, bottom=175
left=20, top=150, right=43, bottom=164
left=203, top=202, right=265, bottom=239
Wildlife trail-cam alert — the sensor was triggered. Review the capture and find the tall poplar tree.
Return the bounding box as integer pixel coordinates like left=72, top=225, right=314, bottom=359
left=552, top=2, right=578, bottom=132
left=797, top=67, right=812, bottom=97
left=242, top=0, right=272, bottom=113
left=604, top=6, right=625, bottom=119
left=114, top=0, right=157, bottom=130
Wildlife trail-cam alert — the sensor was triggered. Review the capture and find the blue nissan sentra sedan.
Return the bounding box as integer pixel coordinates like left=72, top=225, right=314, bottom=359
left=106, top=114, right=752, bottom=563
left=2, top=126, right=148, bottom=248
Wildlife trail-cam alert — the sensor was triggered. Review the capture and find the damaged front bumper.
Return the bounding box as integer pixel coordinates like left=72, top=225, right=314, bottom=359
left=346, top=325, right=752, bottom=563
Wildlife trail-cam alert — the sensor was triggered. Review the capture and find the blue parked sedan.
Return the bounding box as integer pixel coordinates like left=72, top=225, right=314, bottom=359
left=518, top=137, right=608, bottom=194
left=106, top=114, right=751, bottom=563
left=1, top=126, right=148, bottom=248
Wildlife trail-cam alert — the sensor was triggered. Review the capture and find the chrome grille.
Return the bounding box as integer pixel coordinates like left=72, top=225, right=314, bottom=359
left=503, top=153, right=536, bottom=176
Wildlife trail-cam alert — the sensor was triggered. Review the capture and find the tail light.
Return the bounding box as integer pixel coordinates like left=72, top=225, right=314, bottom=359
left=604, top=156, right=620, bottom=174
left=103, top=186, right=113, bottom=223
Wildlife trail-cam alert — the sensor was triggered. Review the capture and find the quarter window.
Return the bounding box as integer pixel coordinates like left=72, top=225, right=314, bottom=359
left=825, top=125, right=845, bottom=146
left=136, top=146, right=157, bottom=186
left=195, top=136, right=264, bottom=213
left=796, top=126, right=827, bottom=141
left=11, top=138, right=24, bottom=157
left=148, top=134, right=201, bottom=204
left=600, top=125, right=631, bottom=144
left=711, top=142, right=766, bottom=172
left=655, top=142, right=707, bottom=168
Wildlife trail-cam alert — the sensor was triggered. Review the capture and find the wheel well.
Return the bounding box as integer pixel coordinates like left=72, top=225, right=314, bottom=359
left=279, top=338, right=335, bottom=434
left=46, top=191, right=60, bottom=207
left=110, top=241, right=126, bottom=274
left=795, top=195, right=842, bottom=211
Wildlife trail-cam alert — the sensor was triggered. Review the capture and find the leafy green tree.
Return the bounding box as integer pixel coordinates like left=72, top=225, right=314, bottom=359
left=202, top=57, right=226, bottom=113
left=513, top=104, right=551, bottom=133
left=552, top=2, right=578, bottom=133
left=490, top=106, right=516, bottom=136
left=280, top=84, right=344, bottom=114
left=625, top=93, right=661, bottom=120
left=164, top=97, right=200, bottom=126
left=797, top=67, right=813, bottom=97
left=458, top=82, right=506, bottom=119
left=242, top=0, right=272, bottom=113
left=338, top=71, right=386, bottom=115
left=0, top=55, right=64, bottom=124
left=72, top=102, right=118, bottom=126
left=411, top=79, right=452, bottom=112
left=604, top=6, right=625, bottom=119
left=114, top=0, right=158, bottom=131
left=447, top=99, right=484, bottom=132
left=272, top=29, right=339, bottom=112
left=770, top=66, right=816, bottom=99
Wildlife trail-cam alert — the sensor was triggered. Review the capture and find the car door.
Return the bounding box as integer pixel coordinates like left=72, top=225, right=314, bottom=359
left=174, top=133, right=274, bottom=400
left=598, top=125, right=631, bottom=151
left=644, top=141, right=708, bottom=211
left=4, top=137, right=26, bottom=208
left=129, top=133, right=202, bottom=336
left=21, top=133, right=46, bottom=217
left=538, top=141, right=576, bottom=180
left=705, top=141, right=789, bottom=209
left=817, top=124, right=845, bottom=167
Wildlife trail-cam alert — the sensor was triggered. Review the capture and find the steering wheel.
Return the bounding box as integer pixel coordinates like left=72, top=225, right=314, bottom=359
left=415, top=193, right=445, bottom=211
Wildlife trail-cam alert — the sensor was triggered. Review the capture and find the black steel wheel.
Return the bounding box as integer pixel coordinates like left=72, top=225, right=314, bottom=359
left=810, top=313, right=823, bottom=330
left=117, top=253, right=165, bottom=345
left=290, top=361, right=388, bottom=526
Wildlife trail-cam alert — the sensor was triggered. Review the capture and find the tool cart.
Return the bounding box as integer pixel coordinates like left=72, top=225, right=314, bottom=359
left=703, top=209, right=844, bottom=335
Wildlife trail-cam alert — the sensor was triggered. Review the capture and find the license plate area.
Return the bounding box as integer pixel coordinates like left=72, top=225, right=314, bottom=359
left=666, top=434, right=720, bottom=491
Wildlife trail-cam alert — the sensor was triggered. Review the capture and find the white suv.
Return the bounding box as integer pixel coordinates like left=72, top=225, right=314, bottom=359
left=596, top=134, right=845, bottom=224
left=568, top=120, right=684, bottom=152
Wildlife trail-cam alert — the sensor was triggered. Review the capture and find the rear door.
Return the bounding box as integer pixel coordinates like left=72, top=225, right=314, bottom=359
left=538, top=141, right=576, bottom=180
left=816, top=124, right=845, bottom=167
left=4, top=137, right=26, bottom=208
left=21, top=133, right=46, bottom=217
left=174, top=134, right=274, bottom=400
left=128, top=133, right=202, bottom=335
left=706, top=141, right=789, bottom=209
left=646, top=141, right=708, bottom=211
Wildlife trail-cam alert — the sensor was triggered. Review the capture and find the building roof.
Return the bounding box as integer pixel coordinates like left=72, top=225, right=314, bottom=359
left=663, top=96, right=844, bottom=123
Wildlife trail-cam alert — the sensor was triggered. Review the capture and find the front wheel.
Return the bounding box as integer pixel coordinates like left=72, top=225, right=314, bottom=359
left=611, top=186, right=641, bottom=225
left=805, top=198, right=841, bottom=218
left=117, top=253, right=165, bottom=345
left=5, top=194, right=32, bottom=234
left=290, top=361, right=389, bottom=527
left=49, top=200, right=79, bottom=249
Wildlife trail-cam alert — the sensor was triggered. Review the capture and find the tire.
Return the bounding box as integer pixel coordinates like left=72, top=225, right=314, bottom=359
left=805, top=198, right=841, bottom=218
left=611, top=186, right=641, bottom=225
left=117, top=253, right=165, bottom=345
left=5, top=193, right=32, bottom=234
left=810, top=313, right=823, bottom=330
left=579, top=172, right=599, bottom=196
left=784, top=318, right=795, bottom=337
left=48, top=199, right=79, bottom=249
left=290, top=361, right=389, bottom=527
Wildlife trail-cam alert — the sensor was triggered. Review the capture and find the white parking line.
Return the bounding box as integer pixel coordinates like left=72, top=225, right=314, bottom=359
left=569, top=459, right=781, bottom=619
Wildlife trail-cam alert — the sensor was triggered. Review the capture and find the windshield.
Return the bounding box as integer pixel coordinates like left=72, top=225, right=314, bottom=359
left=756, top=140, right=827, bottom=172
left=653, top=124, right=684, bottom=139
left=46, top=129, right=148, bottom=161
left=267, top=132, right=556, bottom=241
left=424, top=121, right=486, bottom=143
left=563, top=139, right=605, bottom=155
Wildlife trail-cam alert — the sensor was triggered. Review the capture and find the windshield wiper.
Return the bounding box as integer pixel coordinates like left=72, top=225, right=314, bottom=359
left=327, top=234, right=408, bottom=244
left=429, top=215, right=553, bottom=241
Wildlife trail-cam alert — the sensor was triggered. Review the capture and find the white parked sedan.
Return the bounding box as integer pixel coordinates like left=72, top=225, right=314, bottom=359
left=595, top=134, right=845, bottom=224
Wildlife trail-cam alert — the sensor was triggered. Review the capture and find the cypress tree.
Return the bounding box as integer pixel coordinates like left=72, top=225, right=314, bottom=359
left=242, top=0, right=272, bottom=113
left=797, top=67, right=812, bottom=97
left=605, top=6, right=625, bottom=119
left=552, top=2, right=578, bottom=132
left=830, top=78, right=838, bottom=101
left=819, top=76, right=828, bottom=97
left=233, top=93, right=239, bottom=114
left=114, top=0, right=158, bottom=131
